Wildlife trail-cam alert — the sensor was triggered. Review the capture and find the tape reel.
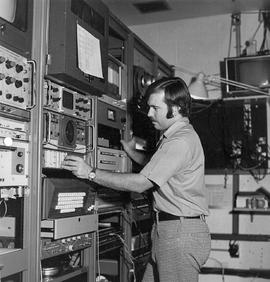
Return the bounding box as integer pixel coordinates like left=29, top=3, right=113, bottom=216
left=59, top=116, right=77, bottom=148
left=133, top=66, right=155, bottom=99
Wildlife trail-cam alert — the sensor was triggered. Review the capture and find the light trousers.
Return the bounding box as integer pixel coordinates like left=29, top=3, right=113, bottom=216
left=142, top=217, right=211, bottom=282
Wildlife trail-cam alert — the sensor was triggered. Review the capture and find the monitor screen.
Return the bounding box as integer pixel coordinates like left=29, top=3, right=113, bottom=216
left=62, top=90, right=74, bottom=110
left=0, top=0, right=28, bottom=31
left=224, top=55, right=270, bottom=97
left=0, top=0, right=16, bottom=23
left=238, top=59, right=270, bottom=89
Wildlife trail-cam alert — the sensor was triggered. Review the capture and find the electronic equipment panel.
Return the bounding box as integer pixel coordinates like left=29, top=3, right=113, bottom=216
left=41, top=233, right=93, bottom=259
left=43, top=80, right=94, bottom=121
left=0, top=116, right=30, bottom=187
left=107, top=54, right=127, bottom=101
left=43, top=110, right=89, bottom=153
left=96, top=99, right=126, bottom=150
left=107, top=12, right=129, bottom=103
left=97, top=147, right=127, bottom=172
left=41, top=264, right=88, bottom=282
left=0, top=116, right=30, bottom=142
left=190, top=98, right=270, bottom=170
left=133, top=65, right=155, bottom=112
left=98, top=211, right=123, bottom=253
left=0, top=45, right=33, bottom=110
left=0, top=0, right=33, bottom=56
left=132, top=65, right=159, bottom=157
left=46, top=0, right=108, bottom=96
left=42, top=79, right=96, bottom=169
left=96, top=99, right=127, bottom=174
left=0, top=217, right=16, bottom=248
left=0, top=143, right=29, bottom=187
left=222, top=55, right=270, bottom=98
left=41, top=213, right=98, bottom=239
left=42, top=177, right=96, bottom=219
left=40, top=174, right=98, bottom=281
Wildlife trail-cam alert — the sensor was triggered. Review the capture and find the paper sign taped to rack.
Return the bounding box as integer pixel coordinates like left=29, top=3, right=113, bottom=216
left=77, top=24, right=103, bottom=79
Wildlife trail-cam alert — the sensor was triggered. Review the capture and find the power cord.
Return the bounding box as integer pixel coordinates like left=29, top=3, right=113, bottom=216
left=96, top=229, right=102, bottom=281
left=109, top=232, right=137, bottom=282
left=207, top=257, right=225, bottom=282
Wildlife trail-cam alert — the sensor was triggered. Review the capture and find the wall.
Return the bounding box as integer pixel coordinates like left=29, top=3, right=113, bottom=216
left=129, top=12, right=264, bottom=99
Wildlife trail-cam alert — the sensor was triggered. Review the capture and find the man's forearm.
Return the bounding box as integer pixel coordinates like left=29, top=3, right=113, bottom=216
left=61, top=155, right=152, bottom=193
left=93, top=169, right=152, bottom=193
left=125, top=149, right=150, bottom=166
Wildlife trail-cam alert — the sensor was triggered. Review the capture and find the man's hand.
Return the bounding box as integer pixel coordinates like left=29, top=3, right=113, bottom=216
left=121, top=136, right=149, bottom=166
left=61, top=155, right=91, bottom=179
left=120, top=137, right=137, bottom=154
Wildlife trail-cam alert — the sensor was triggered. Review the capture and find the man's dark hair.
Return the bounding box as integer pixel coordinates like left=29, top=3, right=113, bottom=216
left=144, top=77, right=192, bottom=118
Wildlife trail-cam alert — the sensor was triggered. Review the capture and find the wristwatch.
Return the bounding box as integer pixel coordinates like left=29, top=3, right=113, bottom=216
left=88, top=167, right=96, bottom=181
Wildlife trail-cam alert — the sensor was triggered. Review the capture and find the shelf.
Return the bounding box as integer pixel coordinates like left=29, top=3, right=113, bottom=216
left=201, top=267, right=270, bottom=278
left=211, top=233, right=270, bottom=241
left=97, top=206, right=124, bottom=214
left=0, top=249, right=27, bottom=278
left=42, top=266, right=88, bottom=282
left=232, top=208, right=270, bottom=215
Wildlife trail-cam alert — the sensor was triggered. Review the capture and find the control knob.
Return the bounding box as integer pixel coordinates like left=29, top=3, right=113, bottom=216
left=15, top=64, right=24, bottom=73
left=5, top=76, right=16, bottom=85
left=5, top=60, right=16, bottom=69
left=17, top=151, right=23, bottom=157
left=16, top=164, right=24, bottom=173
left=15, top=80, right=23, bottom=88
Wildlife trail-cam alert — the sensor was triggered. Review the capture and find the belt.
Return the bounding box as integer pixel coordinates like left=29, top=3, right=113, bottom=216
left=154, top=211, right=205, bottom=222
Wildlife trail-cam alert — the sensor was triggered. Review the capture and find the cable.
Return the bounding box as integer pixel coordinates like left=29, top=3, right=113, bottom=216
left=207, top=257, right=225, bottom=282
left=40, top=261, right=43, bottom=281
left=44, top=142, right=87, bottom=152
left=191, top=100, right=218, bottom=115
left=242, top=20, right=262, bottom=56
left=250, top=21, right=263, bottom=42
left=109, top=232, right=137, bottom=282
left=96, top=229, right=102, bottom=281
left=227, top=17, right=233, bottom=57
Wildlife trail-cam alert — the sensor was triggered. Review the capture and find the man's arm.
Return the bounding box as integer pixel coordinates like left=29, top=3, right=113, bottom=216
left=120, top=138, right=150, bottom=166
left=61, top=155, right=153, bottom=193
left=94, top=169, right=152, bottom=193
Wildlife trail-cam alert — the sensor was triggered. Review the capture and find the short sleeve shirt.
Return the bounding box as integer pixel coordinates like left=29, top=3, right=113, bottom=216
left=140, top=118, right=209, bottom=216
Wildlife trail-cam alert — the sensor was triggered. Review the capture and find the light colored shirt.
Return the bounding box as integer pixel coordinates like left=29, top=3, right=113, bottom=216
left=140, top=118, right=209, bottom=216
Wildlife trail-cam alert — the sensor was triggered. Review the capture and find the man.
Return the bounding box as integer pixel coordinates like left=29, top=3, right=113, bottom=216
left=62, top=77, right=211, bottom=282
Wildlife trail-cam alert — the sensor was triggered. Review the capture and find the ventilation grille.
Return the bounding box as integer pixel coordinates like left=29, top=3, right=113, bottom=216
left=133, top=1, right=170, bottom=14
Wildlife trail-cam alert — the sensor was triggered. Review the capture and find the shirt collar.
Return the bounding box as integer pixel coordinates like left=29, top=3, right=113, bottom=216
left=162, top=117, right=190, bottom=139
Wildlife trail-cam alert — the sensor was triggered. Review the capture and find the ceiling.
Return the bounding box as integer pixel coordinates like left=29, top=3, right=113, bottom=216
left=102, top=0, right=270, bottom=26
